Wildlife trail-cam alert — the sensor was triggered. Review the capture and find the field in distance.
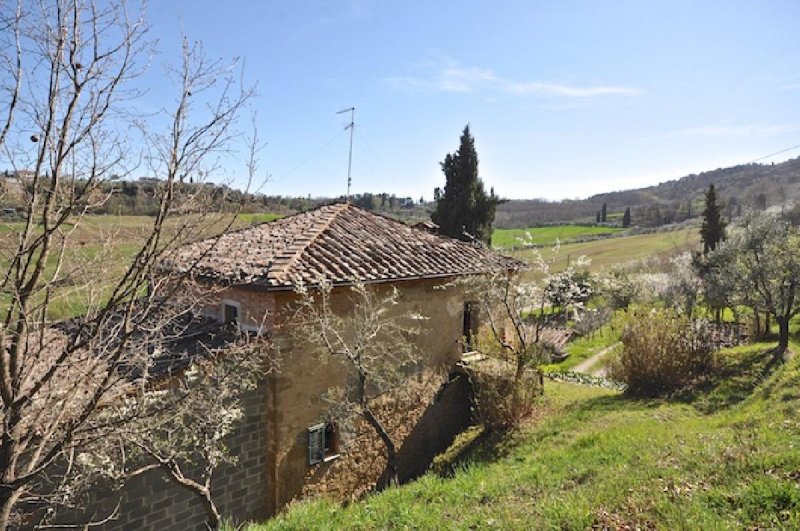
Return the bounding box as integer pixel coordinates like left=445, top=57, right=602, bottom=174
left=491, top=225, right=625, bottom=249
left=0, top=214, right=699, bottom=318
left=0, top=213, right=283, bottom=320
left=510, top=226, right=700, bottom=275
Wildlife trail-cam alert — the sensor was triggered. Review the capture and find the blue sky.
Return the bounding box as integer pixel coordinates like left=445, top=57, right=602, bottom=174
left=142, top=0, right=800, bottom=200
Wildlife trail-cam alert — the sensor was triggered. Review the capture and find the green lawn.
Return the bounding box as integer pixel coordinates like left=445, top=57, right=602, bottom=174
left=236, top=212, right=283, bottom=224
left=248, top=340, right=800, bottom=529
left=492, top=225, right=625, bottom=249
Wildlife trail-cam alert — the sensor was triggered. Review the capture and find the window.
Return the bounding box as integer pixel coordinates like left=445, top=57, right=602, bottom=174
left=308, top=422, right=339, bottom=465
left=462, top=301, right=478, bottom=352
left=222, top=301, right=239, bottom=325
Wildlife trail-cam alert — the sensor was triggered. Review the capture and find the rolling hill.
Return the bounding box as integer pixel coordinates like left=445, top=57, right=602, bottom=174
left=497, top=156, right=800, bottom=228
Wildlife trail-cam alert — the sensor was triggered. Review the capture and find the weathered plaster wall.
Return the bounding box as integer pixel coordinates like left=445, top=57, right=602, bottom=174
left=259, top=278, right=470, bottom=512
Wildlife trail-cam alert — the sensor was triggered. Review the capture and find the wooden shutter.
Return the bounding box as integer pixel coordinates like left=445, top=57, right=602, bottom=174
left=308, top=423, right=325, bottom=465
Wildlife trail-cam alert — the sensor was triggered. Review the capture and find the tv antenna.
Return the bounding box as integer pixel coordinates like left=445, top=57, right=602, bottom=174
left=336, top=107, right=355, bottom=202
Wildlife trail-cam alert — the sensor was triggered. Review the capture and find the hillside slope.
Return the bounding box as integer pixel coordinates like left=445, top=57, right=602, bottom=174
left=498, top=157, right=800, bottom=227
left=250, top=341, right=800, bottom=529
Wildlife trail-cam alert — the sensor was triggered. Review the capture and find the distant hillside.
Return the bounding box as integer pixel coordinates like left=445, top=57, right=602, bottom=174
left=497, top=157, right=800, bottom=228
left=0, top=173, right=432, bottom=222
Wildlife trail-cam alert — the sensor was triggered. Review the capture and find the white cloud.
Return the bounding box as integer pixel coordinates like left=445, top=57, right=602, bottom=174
left=506, top=82, right=641, bottom=97
left=384, top=58, right=641, bottom=99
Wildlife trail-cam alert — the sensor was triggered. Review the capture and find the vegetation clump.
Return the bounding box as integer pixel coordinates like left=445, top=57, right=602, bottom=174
left=610, top=307, right=716, bottom=395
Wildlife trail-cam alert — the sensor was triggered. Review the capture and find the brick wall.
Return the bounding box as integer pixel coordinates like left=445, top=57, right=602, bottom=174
left=56, top=383, right=269, bottom=530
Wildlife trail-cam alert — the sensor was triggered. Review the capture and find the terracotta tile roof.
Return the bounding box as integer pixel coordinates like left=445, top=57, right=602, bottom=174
left=165, top=203, right=520, bottom=288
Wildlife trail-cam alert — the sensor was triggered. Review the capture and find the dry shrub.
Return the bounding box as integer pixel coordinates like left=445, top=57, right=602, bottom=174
left=609, top=306, right=715, bottom=396
left=468, top=360, right=543, bottom=430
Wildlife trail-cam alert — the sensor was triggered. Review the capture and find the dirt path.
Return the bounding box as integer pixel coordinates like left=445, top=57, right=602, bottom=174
left=572, top=342, right=621, bottom=377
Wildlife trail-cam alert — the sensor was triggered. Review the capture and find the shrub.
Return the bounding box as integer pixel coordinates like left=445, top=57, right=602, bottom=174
left=609, top=306, right=715, bottom=395
left=466, top=360, right=543, bottom=429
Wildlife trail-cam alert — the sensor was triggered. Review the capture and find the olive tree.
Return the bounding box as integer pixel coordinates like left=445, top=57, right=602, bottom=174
left=705, top=211, right=800, bottom=354
left=461, top=242, right=591, bottom=382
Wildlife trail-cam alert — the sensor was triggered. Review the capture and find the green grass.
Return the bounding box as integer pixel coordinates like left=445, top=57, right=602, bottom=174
left=512, top=227, right=700, bottom=275
left=246, top=340, right=800, bottom=529
left=492, top=225, right=625, bottom=249
left=236, top=212, right=283, bottom=224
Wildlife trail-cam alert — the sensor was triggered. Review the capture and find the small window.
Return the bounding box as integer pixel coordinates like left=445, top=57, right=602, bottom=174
left=223, top=302, right=239, bottom=325
left=308, top=422, right=339, bottom=465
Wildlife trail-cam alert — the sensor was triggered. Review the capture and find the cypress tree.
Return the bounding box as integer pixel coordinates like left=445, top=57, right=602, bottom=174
left=431, top=125, right=499, bottom=244
left=622, top=207, right=631, bottom=228
left=601, top=203, right=607, bottom=223
left=701, top=184, right=726, bottom=253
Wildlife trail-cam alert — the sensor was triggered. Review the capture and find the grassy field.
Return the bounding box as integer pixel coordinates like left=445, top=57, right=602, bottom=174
left=0, top=213, right=281, bottom=320
left=492, top=225, right=625, bottom=249
left=512, top=227, right=700, bottom=275
left=248, top=340, right=800, bottom=529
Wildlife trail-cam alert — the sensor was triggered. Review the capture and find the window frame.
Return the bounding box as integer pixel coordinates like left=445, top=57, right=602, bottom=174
left=308, top=421, right=340, bottom=465
left=221, top=299, right=241, bottom=325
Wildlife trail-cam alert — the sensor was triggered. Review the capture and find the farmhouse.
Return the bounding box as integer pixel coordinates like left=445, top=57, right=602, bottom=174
left=84, top=203, right=518, bottom=529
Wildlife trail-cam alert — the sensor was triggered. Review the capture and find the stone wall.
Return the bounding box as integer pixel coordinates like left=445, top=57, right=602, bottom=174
left=299, top=371, right=445, bottom=502
left=296, top=370, right=473, bottom=500
left=388, top=371, right=474, bottom=485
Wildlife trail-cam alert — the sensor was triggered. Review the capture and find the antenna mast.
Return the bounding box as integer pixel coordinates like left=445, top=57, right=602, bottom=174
left=336, top=107, right=355, bottom=202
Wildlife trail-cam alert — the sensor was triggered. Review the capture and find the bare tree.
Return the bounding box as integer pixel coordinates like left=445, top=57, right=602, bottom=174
left=461, top=243, right=591, bottom=383
left=57, top=329, right=277, bottom=530
left=0, top=0, right=257, bottom=527
left=292, top=280, right=425, bottom=487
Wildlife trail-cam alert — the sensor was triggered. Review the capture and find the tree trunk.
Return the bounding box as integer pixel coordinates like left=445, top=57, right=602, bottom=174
left=161, top=462, right=221, bottom=530
left=196, top=491, right=221, bottom=530
left=765, top=313, right=771, bottom=335
left=514, top=356, right=526, bottom=385
left=363, top=406, right=398, bottom=488
left=777, top=316, right=790, bottom=355
left=752, top=308, right=761, bottom=337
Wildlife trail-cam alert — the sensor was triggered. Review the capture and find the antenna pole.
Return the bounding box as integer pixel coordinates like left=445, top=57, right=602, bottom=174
left=337, top=107, right=355, bottom=202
